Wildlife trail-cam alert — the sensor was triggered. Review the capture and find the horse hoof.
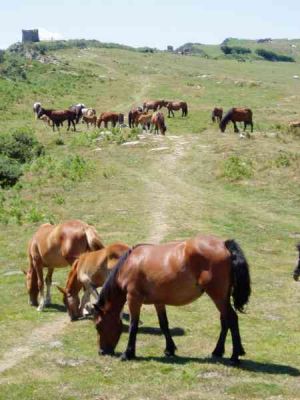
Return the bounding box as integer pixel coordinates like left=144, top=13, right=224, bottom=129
left=239, top=348, right=246, bottom=356
left=99, top=349, right=114, bottom=357
left=120, top=352, right=135, bottom=361
left=229, top=357, right=240, bottom=367
left=212, top=350, right=224, bottom=358
left=164, top=350, right=176, bottom=357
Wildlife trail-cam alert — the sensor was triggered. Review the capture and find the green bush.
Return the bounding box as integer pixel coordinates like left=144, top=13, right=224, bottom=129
left=0, top=155, right=22, bottom=188
left=222, top=156, right=253, bottom=181
left=255, top=48, right=295, bottom=62
left=221, top=45, right=251, bottom=55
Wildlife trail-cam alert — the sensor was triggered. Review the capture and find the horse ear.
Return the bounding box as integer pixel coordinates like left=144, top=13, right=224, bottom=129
left=56, top=285, right=67, bottom=295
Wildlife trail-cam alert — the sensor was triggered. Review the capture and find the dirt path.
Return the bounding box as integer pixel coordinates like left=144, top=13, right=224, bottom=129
left=0, top=315, right=68, bottom=375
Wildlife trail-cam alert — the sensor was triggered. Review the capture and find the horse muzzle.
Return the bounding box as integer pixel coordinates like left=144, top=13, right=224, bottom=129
left=99, top=347, right=115, bottom=356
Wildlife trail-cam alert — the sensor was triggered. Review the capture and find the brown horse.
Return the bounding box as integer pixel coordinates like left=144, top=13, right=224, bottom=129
left=57, top=242, right=130, bottom=321
left=293, top=243, right=300, bottom=281
left=137, top=113, right=153, bottom=131
left=220, top=108, right=253, bottom=133
left=212, top=107, right=223, bottom=123
left=94, top=235, right=251, bottom=365
left=151, top=112, right=167, bottom=135
left=24, top=220, right=104, bottom=311
left=143, top=100, right=168, bottom=112
left=82, top=114, right=97, bottom=128
left=37, top=108, right=76, bottom=132
left=97, top=112, right=124, bottom=128
left=128, top=107, right=143, bottom=128
left=167, top=101, right=188, bottom=117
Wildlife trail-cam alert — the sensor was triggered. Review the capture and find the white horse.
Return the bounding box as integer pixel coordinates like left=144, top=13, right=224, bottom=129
left=33, top=102, right=42, bottom=119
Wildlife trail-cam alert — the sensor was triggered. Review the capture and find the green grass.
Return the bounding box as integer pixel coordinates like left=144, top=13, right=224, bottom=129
left=0, top=44, right=300, bottom=400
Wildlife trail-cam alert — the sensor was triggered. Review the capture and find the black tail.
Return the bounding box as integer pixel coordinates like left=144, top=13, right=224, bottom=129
left=183, top=103, right=188, bottom=116
left=128, top=111, right=132, bottom=128
left=225, top=239, right=251, bottom=313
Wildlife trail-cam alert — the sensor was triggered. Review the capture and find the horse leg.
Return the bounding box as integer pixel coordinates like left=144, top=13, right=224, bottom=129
left=251, top=121, right=253, bottom=132
left=120, top=295, right=141, bottom=361
left=227, top=304, right=245, bottom=364
left=212, top=315, right=229, bottom=358
left=233, top=121, right=239, bottom=133
left=35, top=263, right=45, bottom=312
left=45, top=268, right=54, bottom=306
left=155, top=304, right=177, bottom=356
left=72, top=119, right=76, bottom=131
left=80, top=284, right=93, bottom=314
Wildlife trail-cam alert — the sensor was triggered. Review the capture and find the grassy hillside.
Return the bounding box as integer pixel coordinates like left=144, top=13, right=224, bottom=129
left=0, top=43, right=300, bottom=400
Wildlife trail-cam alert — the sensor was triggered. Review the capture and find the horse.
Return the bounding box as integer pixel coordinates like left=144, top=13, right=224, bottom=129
left=97, top=112, right=124, bottom=128
left=69, top=104, right=86, bottom=124
left=94, top=234, right=251, bottom=365
left=166, top=101, right=188, bottom=117
left=82, top=114, right=97, bottom=129
left=23, top=220, right=104, bottom=311
left=143, top=100, right=168, bottom=112
left=137, top=113, right=153, bottom=132
left=37, top=108, right=76, bottom=132
left=33, top=102, right=42, bottom=119
left=293, top=243, right=300, bottom=281
left=57, top=242, right=130, bottom=321
left=288, top=121, right=300, bottom=129
left=220, top=108, right=253, bottom=133
left=212, top=107, right=223, bottom=123
left=151, top=112, right=167, bottom=135
left=128, top=107, right=143, bottom=128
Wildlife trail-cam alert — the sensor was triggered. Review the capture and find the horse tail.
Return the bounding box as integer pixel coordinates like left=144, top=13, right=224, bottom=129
left=184, top=103, right=188, bottom=116
left=128, top=111, right=132, bottom=128
left=225, top=239, right=251, bottom=313
left=85, top=225, right=104, bottom=251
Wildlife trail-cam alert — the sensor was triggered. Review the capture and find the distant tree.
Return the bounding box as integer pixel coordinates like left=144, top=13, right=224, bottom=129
left=255, top=48, right=295, bottom=62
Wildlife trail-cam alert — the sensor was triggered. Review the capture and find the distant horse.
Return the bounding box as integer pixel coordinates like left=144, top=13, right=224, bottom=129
left=97, top=112, right=124, bottom=128
left=293, top=243, right=300, bottom=281
left=37, top=108, right=76, bottom=132
left=151, top=111, right=167, bottom=135
left=33, top=102, right=42, bottom=119
left=220, top=108, right=253, bottom=133
left=57, top=242, right=130, bottom=321
left=167, top=101, right=188, bottom=117
left=69, top=104, right=86, bottom=123
left=82, top=114, right=97, bottom=128
left=212, top=107, right=223, bottom=123
left=137, top=113, right=153, bottom=131
left=288, top=121, right=300, bottom=129
left=143, top=100, right=169, bottom=112
left=128, top=107, right=143, bottom=128
left=24, top=220, right=104, bottom=311
left=82, top=108, right=96, bottom=118
left=94, top=235, right=251, bottom=365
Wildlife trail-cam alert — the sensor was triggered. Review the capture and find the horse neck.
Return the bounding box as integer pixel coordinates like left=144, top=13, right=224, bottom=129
left=221, top=109, right=233, bottom=128
left=107, top=290, right=126, bottom=316
left=66, top=261, right=82, bottom=295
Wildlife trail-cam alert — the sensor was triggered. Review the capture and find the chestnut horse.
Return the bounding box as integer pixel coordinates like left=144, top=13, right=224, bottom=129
left=128, top=107, right=143, bottom=128
left=97, top=112, right=124, bottom=128
left=151, top=112, right=167, bottom=135
left=37, top=108, right=76, bottom=132
left=212, top=107, right=223, bottom=123
left=137, top=113, right=153, bottom=131
left=293, top=243, right=300, bottom=281
left=167, top=101, right=188, bottom=117
left=24, top=220, right=104, bottom=311
left=57, top=242, right=130, bottom=320
left=94, top=234, right=251, bottom=365
left=220, top=108, right=253, bottom=133
left=143, top=100, right=168, bottom=112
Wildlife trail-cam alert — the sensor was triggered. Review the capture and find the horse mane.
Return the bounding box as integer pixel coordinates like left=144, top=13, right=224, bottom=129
left=220, top=108, right=233, bottom=129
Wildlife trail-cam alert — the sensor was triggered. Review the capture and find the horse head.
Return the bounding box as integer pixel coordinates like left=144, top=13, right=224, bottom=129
left=23, top=268, right=39, bottom=306
left=57, top=286, right=81, bottom=321
left=37, top=107, right=45, bottom=119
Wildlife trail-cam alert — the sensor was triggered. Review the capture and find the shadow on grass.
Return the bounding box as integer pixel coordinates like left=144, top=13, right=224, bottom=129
left=121, top=324, right=185, bottom=336
left=127, top=354, right=300, bottom=376
left=44, top=303, right=66, bottom=313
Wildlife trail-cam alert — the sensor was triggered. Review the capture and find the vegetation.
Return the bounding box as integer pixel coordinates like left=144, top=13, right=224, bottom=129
left=255, top=48, right=295, bottom=62
left=221, top=45, right=252, bottom=55
left=0, top=40, right=300, bottom=399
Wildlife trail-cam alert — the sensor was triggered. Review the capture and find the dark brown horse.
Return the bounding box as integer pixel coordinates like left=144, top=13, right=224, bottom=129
left=143, top=100, right=169, bottom=112
left=167, top=101, right=188, bottom=117
left=151, top=112, right=167, bottom=135
left=212, top=107, right=223, bottom=123
left=24, top=220, right=104, bottom=311
left=37, top=108, right=76, bottom=132
left=69, top=104, right=86, bottom=124
left=220, top=108, right=253, bottom=133
left=94, top=235, right=251, bottom=365
left=293, top=243, right=300, bottom=281
left=97, top=112, right=124, bottom=128
left=128, top=107, right=143, bottom=128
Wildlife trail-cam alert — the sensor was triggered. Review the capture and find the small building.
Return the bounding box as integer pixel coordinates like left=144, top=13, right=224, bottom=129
left=22, top=29, right=40, bottom=43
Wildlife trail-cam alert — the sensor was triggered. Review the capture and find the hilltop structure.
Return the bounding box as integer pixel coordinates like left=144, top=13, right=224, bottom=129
left=22, top=29, right=40, bottom=43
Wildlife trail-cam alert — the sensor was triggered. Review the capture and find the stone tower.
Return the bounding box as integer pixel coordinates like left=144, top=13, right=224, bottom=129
left=22, top=29, right=40, bottom=43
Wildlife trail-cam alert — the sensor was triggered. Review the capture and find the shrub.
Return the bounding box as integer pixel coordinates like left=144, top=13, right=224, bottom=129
left=222, top=156, right=253, bottom=181
left=255, top=48, right=295, bottom=62
left=0, top=155, right=22, bottom=188
left=221, top=45, right=251, bottom=55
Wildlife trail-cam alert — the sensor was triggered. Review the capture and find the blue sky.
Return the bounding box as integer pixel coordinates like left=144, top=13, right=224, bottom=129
left=1, top=0, right=300, bottom=49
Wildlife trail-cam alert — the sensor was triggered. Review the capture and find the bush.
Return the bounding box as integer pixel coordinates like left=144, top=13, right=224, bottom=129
left=0, top=155, right=22, bottom=188
left=221, top=45, right=251, bottom=55
left=255, top=48, right=295, bottom=62
left=222, top=156, right=253, bottom=181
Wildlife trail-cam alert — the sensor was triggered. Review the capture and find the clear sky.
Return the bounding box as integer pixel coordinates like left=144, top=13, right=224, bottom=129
left=1, top=0, right=300, bottom=49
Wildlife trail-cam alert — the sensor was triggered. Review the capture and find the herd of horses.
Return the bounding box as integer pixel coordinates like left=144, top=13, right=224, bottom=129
left=22, top=217, right=300, bottom=367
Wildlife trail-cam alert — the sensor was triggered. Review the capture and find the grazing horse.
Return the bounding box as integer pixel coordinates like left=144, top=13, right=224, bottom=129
left=143, top=100, right=169, bottom=112
left=151, top=112, right=167, bottom=135
left=69, top=104, right=86, bottom=124
left=37, top=108, right=76, bottom=132
left=220, top=108, right=253, bottom=133
left=293, top=243, right=300, bottom=281
left=97, top=112, right=124, bottom=128
left=24, top=220, right=104, bottom=311
left=82, top=114, right=97, bottom=128
left=167, top=101, right=188, bottom=117
left=212, top=107, right=223, bottom=123
left=33, top=102, right=42, bottom=119
left=57, top=242, right=130, bottom=321
left=94, top=234, right=251, bottom=365
left=137, top=113, right=153, bottom=131
left=128, top=107, right=143, bottom=128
